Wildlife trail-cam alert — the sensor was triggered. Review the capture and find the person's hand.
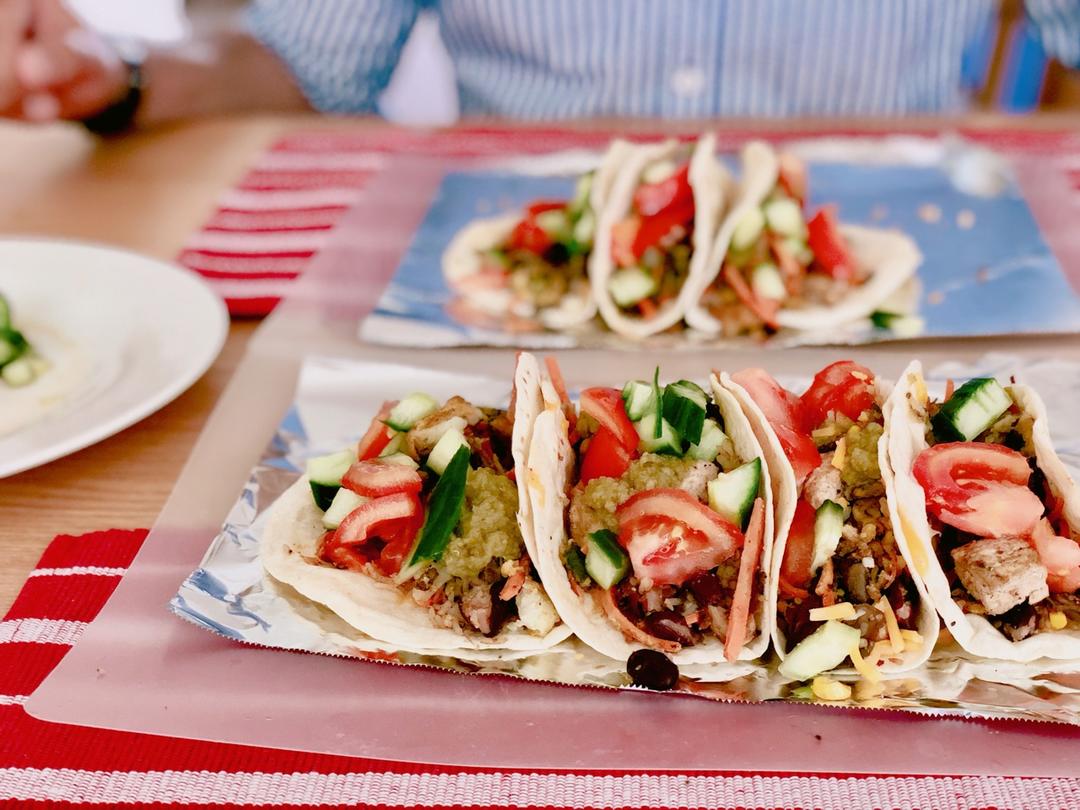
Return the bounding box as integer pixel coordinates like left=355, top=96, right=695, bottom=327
left=1, top=0, right=128, bottom=122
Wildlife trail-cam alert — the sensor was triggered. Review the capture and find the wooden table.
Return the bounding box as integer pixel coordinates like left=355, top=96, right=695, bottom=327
left=0, top=112, right=1077, bottom=615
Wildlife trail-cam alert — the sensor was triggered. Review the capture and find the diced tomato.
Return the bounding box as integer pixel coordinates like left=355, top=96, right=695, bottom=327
left=357, top=401, right=397, bottom=460
left=611, top=217, right=640, bottom=267
left=526, top=200, right=566, bottom=217
left=913, top=442, right=1044, bottom=538
left=579, top=427, right=634, bottom=484
left=780, top=499, right=817, bottom=592
left=376, top=496, right=424, bottom=576
left=508, top=217, right=554, bottom=254
left=632, top=200, right=695, bottom=258
left=633, top=164, right=692, bottom=217
left=723, top=264, right=779, bottom=329
left=322, top=492, right=423, bottom=577
left=1030, top=518, right=1080, bottom=593
left=342, top=460, right=423, bottom=498
left=807, top=207, right=856, bottom=282
left=725, top=496, right=765, bottom=663
left=580, top=387, right=638, bottom=452
left=617, top=488, right=743, bottom=587
left=800, top=360, right=878, bottom=427
left=777, top=152, right=808, bottom=204
left=319, top=530, right=368, bottom=571
left=544, top=355, right=577, bottom=441
left=731, top=368, right=821, bottom=487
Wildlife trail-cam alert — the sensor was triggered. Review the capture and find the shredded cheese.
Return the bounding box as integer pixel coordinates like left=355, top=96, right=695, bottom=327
left=870, top=640, right=897, bottom=665
left=831, top=438, right=847, bottom=470
left=875, top=597, right=905, bottom=655
left=853, top=678, right=886, bottom=701
left=1050, top=611, right=1068, bottom=630
left=898, top=509, right=929, bottom=577
left=809, top=602, right=857, bottom=622
left=849, top=643, right=882, bottom=684
left=812, top=676, right=852, bottom=702
left=900, top=629, right=924, bottom=647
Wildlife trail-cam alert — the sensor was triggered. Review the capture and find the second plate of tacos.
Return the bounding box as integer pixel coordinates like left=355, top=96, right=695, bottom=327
left=886, top=361, right=1080, bottom=662
left=720, top=361, right=938, bottom=686
left=523, top=359, right=774, bottom=673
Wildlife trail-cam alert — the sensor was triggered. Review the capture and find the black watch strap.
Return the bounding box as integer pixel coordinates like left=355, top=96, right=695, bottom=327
left=81, top=60, right=143, bottom=136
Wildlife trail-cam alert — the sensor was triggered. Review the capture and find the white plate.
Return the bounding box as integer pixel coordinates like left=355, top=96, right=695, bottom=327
left=0, top=238, right=228, bottom=477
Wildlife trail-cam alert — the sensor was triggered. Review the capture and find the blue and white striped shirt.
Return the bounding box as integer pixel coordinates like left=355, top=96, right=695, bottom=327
left=248, top=0, right=1080, bottom=119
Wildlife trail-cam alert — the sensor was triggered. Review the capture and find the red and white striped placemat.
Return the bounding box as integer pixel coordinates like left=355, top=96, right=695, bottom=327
left=177, top=127, right=1080, bottom=319
left=1, top=529, right=1078, bottom=808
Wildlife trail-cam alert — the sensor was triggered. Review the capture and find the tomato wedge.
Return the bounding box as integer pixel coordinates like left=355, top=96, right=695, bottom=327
left=509, top=217, right=554, bottom=254
left=342, top=460, right=423, bottom=498
left=633, top=164, right=692, bottom=217
left=731, top=368, right=821, bottom=487
left=1030, top=518, right=1080, bottom=593
left=618, top=489, right=743, bottom=587
left=580, top=387, right=638, bottom=452
left=807, top=207, right=856, bottom=282
left=526, top=200, right=566, bottom=217
left=780, top=498, right=817, bottom=594
left=913, top=442, right=1044, bottom=538
left=725, top=497, right=765, bottom=662
left=580, top=426, right=634, bottom=484
left=632, top=200, right=695, bottom=258
left=376, top=498, right=425, bottom=576
left=357, top=401, right=397, bottom=460
left=800, top=360, right=877, bottom=426
left=322, top=492, right=423, bottom=576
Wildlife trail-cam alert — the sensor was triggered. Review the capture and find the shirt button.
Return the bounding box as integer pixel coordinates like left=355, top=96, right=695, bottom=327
left=671, top=66, right=706, bottom=98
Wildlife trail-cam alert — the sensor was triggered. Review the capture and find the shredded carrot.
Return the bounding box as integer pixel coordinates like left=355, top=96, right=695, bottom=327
left=723, top=263, right=780, bottom=328
left=544, top=355, right=577, bottom=440
left=725, top=497, right=765, bottom=663
left=944, top=378, right=955, bottom=400
left=637, top=298, right=658, bottom=318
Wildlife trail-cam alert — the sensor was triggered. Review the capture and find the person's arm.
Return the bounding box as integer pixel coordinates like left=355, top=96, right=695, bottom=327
left=1025, top=0, right=1080, bottom=68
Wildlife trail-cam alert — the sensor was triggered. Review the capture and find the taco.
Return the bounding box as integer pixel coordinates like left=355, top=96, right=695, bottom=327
left=442, top=141, right=635, bottom=331
left=261, top=355, right=571, bottom=655
left=589, top=133, right=732, bottom=338
left=685, top=143, right=921, bottom=338
left=524, top=358, right=774, bottom=672
left=885, top=361, right=1080, bottom=662
left=720, top=361, right=938, bottom=685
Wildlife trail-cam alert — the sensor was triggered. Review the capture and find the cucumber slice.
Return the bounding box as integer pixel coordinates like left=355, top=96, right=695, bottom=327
left=585, top=529, right=630, bottom=588
left=707, top=457, right=762, bottom=530
left=380, top=452, right=419, bottom=469
left=571, top=208, right=595, bottom=247
left=564, top=544, right=591, bottom=586
left=607, top=267, right=657, bottom=308
left=763, top=197, right=806, bottom=238
left=426, top=427, right=470, bottom=475
left=0, top=295, right=10, bottom=330
left=662, top=380, right=708, bottom=445
left=378, top=432, right=406, bottom=458
left=778, top=620, right=861, bottom=681
left=932, top=377, right=1013, bottom=442
left=1, top=357, right=34, bottom=387
left=641, top=159, right=678, bottom=185
left=635, top=413, right=682, bottom=455
left=536, top=208, right=570, bottom=239
left=306, top=448, right=357, bottom=511
left=621, top=380, right=658, bottom=421
left=408, top=445, right=470, bottom=565
left=322, top=488, right=369, bottom=530
left=0, top=328, right=28, bottom=367
left=730, top=207, right=766, bottom=252
left=569, top=172, right=594, bottom=217
left=688, top=418, right=728, bottom=461
left=870, top=310, right=924, bottom=338
left=751, top=262, right=787, bottom=302
left=810, top=499, right=845, bottom=574
left=385, top=392, right=439, bottom=432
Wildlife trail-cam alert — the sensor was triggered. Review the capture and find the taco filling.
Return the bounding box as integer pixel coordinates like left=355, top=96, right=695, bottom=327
left=912, top=377, right=1080, bottom=641
left=308, top=392, right=559, bottom=639
left=604, top=160, right=697, bottom=319
left=700, top=155, right=865, bottom=337
left=733, top=362, right=923, bottom=680
left=558, top=369, right=766, bottom=662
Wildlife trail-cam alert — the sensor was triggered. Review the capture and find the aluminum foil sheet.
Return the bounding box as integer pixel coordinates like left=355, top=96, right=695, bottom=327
left=170, top=353, right=1080, bottom=724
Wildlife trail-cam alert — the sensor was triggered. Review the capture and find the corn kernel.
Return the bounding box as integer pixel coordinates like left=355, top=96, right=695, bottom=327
left=812, top=676, right=852, bottom=702
left=1050, top=611, right=1068, bottom=630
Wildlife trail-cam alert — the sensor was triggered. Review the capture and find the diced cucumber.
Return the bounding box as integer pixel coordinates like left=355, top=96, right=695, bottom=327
left=380, top=452, right=419, bottom=469
left=641, top=159, right=678, bottom=185
left=621, top=380, right=658, bottom=421
left=536, top=208, right=570, bottom=239
left=306, top=448, right=357, bottom=511
left=426, top=427, right=470, bottom=475
left=607, top=267, right=657, bottom=308
left=1, top=357, right=34, bottom=387
left=730, top=207, right=766, bottom=251
left=707, top=457, right=762, bottom=530
left=0, top=295, right=9, bottom=330
left=662, top=380, right=708, bottom=446
left=322, top=488, right=369, bottom=529
left=635, top=413, right=682, bottom=455
left=810, top=499, right=845, bottom=574
left=751, top=262, right=787, bottom=302
left=408, top=445, right=470, bottom=565
left=778, top=620, right=861, bottom=681
left=379, top=432, right=406, bottom=458
left=688, top=418, right=728, bottom=461
left=585, top=529, right=630, bottom=588
left=572, top=208, right=595, bottom=246
left=932, top=377, right=1013, bottom=442
left=870, top=310, right=924, bottom=338
left=564, top=544, right=592, bottom=586
left=569, top=172, right=594, bottom=217
left=763, top=197, right=806, bottom=238
left=0, top=328, right=28, bottom=367
left=385, top=392, right=439, bottom=432
left=782, top=236, right=814, bottom=265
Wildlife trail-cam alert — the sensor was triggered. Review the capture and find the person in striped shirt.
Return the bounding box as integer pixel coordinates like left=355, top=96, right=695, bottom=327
left=1, top=0, right=1078, bottom=129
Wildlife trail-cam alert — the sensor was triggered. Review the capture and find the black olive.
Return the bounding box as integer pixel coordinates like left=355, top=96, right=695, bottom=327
left=626, top=649, right=679, bottom=691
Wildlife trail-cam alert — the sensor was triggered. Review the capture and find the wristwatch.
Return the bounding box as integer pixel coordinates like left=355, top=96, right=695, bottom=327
left=80, top=58, right=144, bottom=136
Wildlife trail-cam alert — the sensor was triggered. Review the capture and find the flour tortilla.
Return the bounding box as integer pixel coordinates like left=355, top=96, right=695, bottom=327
left=442, top=140, right=636, bottom=329
left=590, top=133, right=732, bottom=338
left=719, top=370, right=939, bottom=673
left=884, top=360, right=1080, bottom=662
left=524, top=370, right=774, bottom=673
left=685, top=142, right=923, bottom=336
